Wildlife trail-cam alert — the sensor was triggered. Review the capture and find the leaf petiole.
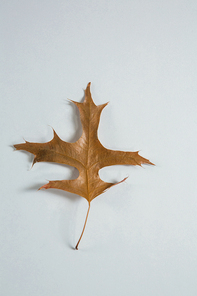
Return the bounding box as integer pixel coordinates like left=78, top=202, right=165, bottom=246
left=75, top=202, right=90, bottom=250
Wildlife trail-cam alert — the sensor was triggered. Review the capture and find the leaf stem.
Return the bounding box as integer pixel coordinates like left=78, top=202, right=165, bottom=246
left=75, top=202, right=90, bottom=250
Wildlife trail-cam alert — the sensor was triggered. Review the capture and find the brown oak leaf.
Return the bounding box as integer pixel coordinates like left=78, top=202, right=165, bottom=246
left=14, top=82, right=154, bottom=249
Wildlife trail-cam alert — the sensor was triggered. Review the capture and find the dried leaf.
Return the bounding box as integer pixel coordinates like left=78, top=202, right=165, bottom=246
left=14, top=83, right=154, bottom=249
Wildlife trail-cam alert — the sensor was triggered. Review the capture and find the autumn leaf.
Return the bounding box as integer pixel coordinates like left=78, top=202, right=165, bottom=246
left=14, top=82, right=154, bottom=249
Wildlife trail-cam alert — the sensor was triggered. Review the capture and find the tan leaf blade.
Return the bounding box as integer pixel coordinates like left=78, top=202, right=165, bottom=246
left=14, top=82, right=154, bottom=249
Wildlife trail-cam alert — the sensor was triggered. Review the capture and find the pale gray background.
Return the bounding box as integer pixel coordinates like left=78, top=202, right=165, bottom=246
left=1, top=0, right=197, bottom=295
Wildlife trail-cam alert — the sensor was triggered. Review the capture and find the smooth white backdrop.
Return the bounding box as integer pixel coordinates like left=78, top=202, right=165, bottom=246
left=1, top=0, right=197, bottom=295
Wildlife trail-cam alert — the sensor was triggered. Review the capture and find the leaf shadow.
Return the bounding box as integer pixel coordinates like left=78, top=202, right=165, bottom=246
left=13, top=149, right=34, bottom=166
left=24, top=182, right=79, bottom=202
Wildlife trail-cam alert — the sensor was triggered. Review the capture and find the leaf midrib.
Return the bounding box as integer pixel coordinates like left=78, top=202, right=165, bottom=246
left=85, top=101, right=91, bottom=200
